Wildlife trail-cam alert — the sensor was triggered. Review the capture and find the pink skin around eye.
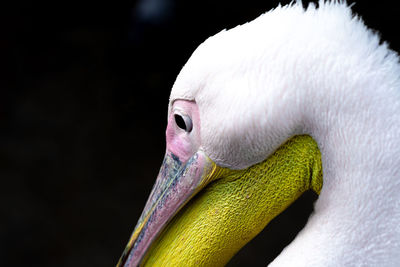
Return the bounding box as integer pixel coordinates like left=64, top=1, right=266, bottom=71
left=166, top=100, right=201, bottom=163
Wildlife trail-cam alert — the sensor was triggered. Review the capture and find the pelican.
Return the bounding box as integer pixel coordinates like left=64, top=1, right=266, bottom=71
left=118, top=1, right=400, bottom=266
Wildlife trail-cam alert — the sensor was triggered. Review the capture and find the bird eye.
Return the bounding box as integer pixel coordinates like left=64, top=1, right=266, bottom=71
left=174, top=114, right=193, bottom=132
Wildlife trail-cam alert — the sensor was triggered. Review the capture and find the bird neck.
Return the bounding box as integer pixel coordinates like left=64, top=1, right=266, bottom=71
left=272, top=72, right=400, bottom=266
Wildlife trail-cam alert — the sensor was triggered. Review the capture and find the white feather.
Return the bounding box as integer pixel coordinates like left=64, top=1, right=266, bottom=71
left=169, top=1, right=400, bottom=266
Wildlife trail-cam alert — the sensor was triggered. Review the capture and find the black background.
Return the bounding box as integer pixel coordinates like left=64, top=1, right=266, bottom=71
left=3, top=1, right=399, bottom=266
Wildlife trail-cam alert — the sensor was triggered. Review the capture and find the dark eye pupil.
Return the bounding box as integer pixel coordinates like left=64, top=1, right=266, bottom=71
left=174, top=114, right=187, bottom=131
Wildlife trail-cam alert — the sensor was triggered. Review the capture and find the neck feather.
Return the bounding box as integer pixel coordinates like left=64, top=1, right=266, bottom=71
left=271, top=67, right=400, bottom=266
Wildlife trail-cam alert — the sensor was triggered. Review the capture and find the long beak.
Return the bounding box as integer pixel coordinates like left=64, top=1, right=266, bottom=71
left=117, top=149, right=221, bottom=267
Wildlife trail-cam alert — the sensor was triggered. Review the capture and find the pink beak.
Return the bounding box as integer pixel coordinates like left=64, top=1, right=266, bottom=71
left=117, top=149, right=217, bottom=266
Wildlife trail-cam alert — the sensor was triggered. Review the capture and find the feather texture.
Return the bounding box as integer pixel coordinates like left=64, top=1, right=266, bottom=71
left=167, top=1, right=400, bottom=266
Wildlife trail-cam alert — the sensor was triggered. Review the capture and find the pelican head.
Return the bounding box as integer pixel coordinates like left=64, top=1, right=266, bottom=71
left=118, top=1, right=400, bottom=266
